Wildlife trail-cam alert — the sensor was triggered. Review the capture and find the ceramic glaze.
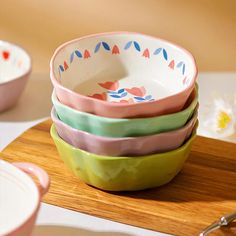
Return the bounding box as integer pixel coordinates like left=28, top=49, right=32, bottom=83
left=51, top=124, right=197, bottom=191
left=0, top=41, right=31, bottom=112
left=0, top=162, right=38, bottom=235
left=0, top=41, right=30, bottom=83
left=52, top=107, right=198, bottom=156
left=50, top=32, right=197, bottom=118
left=55, top=34, right=193, bottom=103
left=52, top=87, right=198, bottom=137
left=0, top=160, right=49, bottom=236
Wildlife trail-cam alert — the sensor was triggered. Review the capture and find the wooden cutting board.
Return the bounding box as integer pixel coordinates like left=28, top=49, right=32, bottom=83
left=1, top=120, right=236, bottom=236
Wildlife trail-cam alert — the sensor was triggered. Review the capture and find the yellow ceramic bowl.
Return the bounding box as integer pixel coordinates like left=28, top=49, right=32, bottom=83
left=51, top=124, right=197, bottom=191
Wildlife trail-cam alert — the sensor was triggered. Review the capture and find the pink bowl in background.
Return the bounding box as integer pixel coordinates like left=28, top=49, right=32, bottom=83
left=50, top=32, right=197, bottom=118
left=0, top=40, right=31, bottom=112
left=51, top=107, right=198, bottom=156
left=0, top=160, right=50, bottom=236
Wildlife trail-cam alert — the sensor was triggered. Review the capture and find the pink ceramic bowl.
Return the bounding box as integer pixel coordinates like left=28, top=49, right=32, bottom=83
left=50, top=32, right=197, bottom=118
left=0, top=160, right=50, bottom=236
left=51, top=107, right=198, bottom=156
left=0, top=41, right=31, bottom=112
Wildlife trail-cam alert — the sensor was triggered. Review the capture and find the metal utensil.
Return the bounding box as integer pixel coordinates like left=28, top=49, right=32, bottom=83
left=200, top=211, right=236, bottom=236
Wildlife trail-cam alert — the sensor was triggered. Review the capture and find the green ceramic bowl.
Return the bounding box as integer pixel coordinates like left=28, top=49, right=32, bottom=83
left=52, top=87, right=198, bottom=138
left=51, top=124, right=197, bottom=191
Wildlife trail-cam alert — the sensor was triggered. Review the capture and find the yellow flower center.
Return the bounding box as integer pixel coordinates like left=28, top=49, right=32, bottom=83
left=217, top=111, right=232, bottom=129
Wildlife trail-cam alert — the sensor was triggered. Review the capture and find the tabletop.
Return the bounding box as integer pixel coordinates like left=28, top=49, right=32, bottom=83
left=0, top=72, right=235, bottom=236
left=1, top=118, right=236, bottom=236
left=1, top=1, right=236, bottom=235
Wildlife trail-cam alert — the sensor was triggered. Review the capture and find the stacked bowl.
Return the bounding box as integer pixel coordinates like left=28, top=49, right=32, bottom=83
left=50, top=32, right=198, bottom=191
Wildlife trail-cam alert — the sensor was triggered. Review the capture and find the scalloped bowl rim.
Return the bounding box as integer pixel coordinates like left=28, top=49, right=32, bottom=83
left=51, top=106, right=198, bottom=142
left=50, top=124, right=197, bottom=160
left=52, top=86, right=198, bottom=123
left=0, top=160, right=39, bottom=235
left=50, top=31, right=198, bottom=108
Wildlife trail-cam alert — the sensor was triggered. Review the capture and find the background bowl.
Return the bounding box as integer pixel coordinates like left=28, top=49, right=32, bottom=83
left=50, top=32, right=197, bottom=118
left=0, top=160, right=49, bottom=236
left=52, top=87, right=198, bottom=137
left=51, top=124, right=197, bottom=191
left=52, top=107, right=198, bottom=156
left=0, top=40, right=31, bottom=112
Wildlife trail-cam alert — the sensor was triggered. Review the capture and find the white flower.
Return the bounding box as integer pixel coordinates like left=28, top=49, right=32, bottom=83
left=204, top=98, right=235, bottom=138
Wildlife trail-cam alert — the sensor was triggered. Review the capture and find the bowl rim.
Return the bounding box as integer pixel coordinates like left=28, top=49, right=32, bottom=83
left=0, top=160, right=39, bottom=235
left=51, top=106, right=198, bottom=142
left=50, top=31, right=198, bottom=108
left=51, top=123, right=197, bottom=160
left=0, top=40, right=32, bottom=86
left=52, top=86, right=198, bottom=123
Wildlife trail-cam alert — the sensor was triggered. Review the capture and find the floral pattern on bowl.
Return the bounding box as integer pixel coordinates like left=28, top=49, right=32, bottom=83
left=56, top=36, right=192, bottom=103
left=50, top=32, right=197, bottom=118
left=52, top=87, right=198, bottom=138
left=88, top=81, right=155, bottom=103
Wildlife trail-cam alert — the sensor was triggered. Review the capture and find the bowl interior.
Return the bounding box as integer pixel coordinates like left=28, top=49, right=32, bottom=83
left=0, top=41, right=31, bottom=84
left=52, top=32, right=196, bottom=104
left=0, top=160, right=38, bottom=235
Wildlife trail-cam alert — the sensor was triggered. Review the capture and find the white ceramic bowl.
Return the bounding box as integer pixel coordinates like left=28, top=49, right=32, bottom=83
left=0, top=40, right=31, bottom=112
left=0, top=160, right=50, bottom=236
left=50, top=32, right=197, bottom=118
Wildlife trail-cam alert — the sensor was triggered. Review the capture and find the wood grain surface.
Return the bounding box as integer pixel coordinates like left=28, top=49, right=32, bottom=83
left=1, top=120, right=236, bottom=236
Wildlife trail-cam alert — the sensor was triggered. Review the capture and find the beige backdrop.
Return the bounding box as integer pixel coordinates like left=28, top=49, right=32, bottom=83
left=0, top=0, right=235, bottom=72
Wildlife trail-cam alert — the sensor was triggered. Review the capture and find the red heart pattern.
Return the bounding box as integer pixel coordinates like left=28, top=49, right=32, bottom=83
left=2, top=51, right=10, bottom=60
